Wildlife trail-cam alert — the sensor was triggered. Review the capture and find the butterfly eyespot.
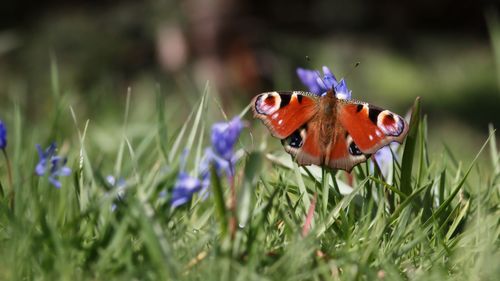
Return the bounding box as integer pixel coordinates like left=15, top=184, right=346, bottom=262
left=255, top=92, right=282, bottom=115
left=348, top=141, right=363, bottom=156
left=282, top=130, right=303, bottom=148
left=264, top=96, right=275, bottom=105
left=377, top=111, right=404, bottom=137
left=383, top=114, right=395, bottom=123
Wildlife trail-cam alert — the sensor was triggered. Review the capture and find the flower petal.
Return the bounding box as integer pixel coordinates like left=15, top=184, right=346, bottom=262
left=335, top=79, right=352, bottom=100
left=371, top=142, right=400, bottom=179
left=59, top=166, right=72, bottom=177
left=297, top=67, right=324, bottom=95
left=171, top=172, right=203, bottom=208
left=48, top=176, right=62, bottom=189
left=296, top=66, right=352, bottom=100
left=34, top=142, right=71, bottom=188
left=35, top=161, right=46, bottom=176
left=106, top=175, right=116, bottom=186
left=0, top=121, right=7, bottom=149
left=211, top=117, right=243, bottom=160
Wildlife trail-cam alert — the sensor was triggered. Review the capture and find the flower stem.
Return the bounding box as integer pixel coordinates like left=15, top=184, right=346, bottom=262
left=229, top=174, right=237, bottom=240
left=226, top=161, right=239, bottom=241
left=2, top=149, right=14, bottom=210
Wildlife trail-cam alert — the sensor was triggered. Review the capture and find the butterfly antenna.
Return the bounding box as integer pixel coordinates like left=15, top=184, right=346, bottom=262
left=341, top=61, right=360, bottom=81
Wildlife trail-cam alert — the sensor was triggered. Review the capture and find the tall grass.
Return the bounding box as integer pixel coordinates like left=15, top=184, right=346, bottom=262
left=0, top=64, right=498, bottom=281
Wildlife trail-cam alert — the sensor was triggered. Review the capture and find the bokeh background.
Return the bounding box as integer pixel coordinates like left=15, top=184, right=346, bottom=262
left=0, top=0, right=499, bottom=162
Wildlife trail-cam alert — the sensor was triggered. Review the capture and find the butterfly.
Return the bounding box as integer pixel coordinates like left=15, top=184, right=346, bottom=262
left=251, top=89, right=409, bottom=172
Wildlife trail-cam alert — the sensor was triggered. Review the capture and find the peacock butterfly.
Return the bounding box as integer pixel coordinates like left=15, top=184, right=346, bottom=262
left=251, top=89, right=409, bottom=172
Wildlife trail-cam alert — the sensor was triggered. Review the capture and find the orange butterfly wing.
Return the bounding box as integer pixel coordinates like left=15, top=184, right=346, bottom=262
left=252, top=91, right=318, bottom=139
left=281, top=115, right=368, bottom=172
left=281, top=116, right=323, bottom=166
left=325, top=131, right=369, bottom=172
left=338, top=101, right=409, bottom=154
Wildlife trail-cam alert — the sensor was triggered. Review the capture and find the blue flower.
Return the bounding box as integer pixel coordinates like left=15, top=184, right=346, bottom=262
left=171, top=172, right=208, bottom=208
left=169, top=149, right=209, bottom=208
left=106, top=175, right=126, bottom=211
left=35, top=143, right=56, bottom=175
left=206, top=116, right=244, bottom=177
left=0, top=120, right=6, bottom=150
left=371, top=142, right=400, bottom=180
left=35, top=143, right=71, bottom=188
left=296, top=66, right=352, bottom=99
left=211, top=117, right=244, bottom=160
left=200, top=147, right=237, bottom=179
left=170, top=116, right=244, bottom=208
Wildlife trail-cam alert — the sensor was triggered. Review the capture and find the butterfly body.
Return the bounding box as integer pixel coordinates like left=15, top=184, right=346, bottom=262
left=252, top=90, right=408, bottom=172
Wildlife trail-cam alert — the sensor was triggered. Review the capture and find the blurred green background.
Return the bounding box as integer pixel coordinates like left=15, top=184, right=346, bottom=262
left=0, top=0, right=499, bottom=163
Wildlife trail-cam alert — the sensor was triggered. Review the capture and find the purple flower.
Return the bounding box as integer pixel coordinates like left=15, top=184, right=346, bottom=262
left=106, top=175, right=126, bottom=211
left=0, top=120, right=6, bottom=149
left=170, top=116, right=244, bottom=208
left=106, top=175, right=126, bottom=195
left=171, top=172, right=208, bottom=208
left=200, top=147, right=237, bottom=178
left=170, top=149, right=208, bottom=208
left=35, top=143, right=71, bottom=188
left=371, top=142, right=400, bottom=179
left=296, top=66, right=352, bottom=99
left=206, top=116, right=244, bottom=177
left=211, top=117, right=244, bottom=160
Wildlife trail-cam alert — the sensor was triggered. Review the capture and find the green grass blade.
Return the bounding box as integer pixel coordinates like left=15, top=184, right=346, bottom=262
left=156, top=84, right=169, bottom=161
left=134, top=200, right=178, bottom=279
left=210, top=164, right=228, bottom=236
left=424, top=131, right=494, bottom=227
left=185, top=84, right=208, bottom=158
left=167, top=87, right=207, bottom=164
left=400, top=97, right=421, bottom=196
left=445, top=200, right=469, bottom=241
left=321, top=168, right=329, bottom=217
left=238, top=152, right=262, bottom=227
left=488, top=124, right=499, bottom=174
left=167, top=110, right=193, bottom=163
left=114, top=87, right=132, bottom=177
left=369, top=176, right=407, bottom=199
left=292, top=162, right=310, bottom=212
left=416, top=115, right=429, bottom=188
left=316, top=179, right=366, bottom=237
left=387, top=182, right=431, bottom=225
left=438, top=169, right=446, bottom=206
